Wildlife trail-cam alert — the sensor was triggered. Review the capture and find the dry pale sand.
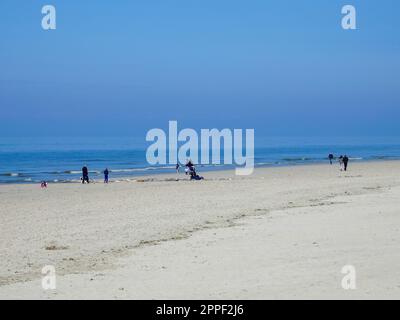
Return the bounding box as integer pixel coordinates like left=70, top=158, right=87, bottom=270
left=1, top=161, right=400, bottom=299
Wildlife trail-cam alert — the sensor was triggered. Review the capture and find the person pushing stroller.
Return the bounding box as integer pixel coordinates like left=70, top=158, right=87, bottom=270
left=185, top=159, right=203, bottom=181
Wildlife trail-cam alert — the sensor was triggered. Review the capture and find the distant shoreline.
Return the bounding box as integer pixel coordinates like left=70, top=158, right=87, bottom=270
left=1, top=158, right=400, bottom=185
left=2, top=137, right=400, bottom=184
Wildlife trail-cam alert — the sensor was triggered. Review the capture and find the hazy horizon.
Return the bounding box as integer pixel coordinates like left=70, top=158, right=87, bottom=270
left=1, top=0, right=399, bottom=138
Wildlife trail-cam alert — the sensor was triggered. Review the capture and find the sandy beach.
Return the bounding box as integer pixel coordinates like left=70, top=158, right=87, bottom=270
left=1, top=161, right=400, bottom=299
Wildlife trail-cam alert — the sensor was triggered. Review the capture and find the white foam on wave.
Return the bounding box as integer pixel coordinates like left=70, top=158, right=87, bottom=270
left=64, top=170, right=81, bottom=174
left=64, top=170, right=100, bottom=174
left=110, top=166, right=175, bottom=173
left=256, top=162, right=273, bottom=166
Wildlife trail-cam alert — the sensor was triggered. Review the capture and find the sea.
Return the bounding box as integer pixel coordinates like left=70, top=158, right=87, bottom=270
left=1, top=136, right=400, bottom=184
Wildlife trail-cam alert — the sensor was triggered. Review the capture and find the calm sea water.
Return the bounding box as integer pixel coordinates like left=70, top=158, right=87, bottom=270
left=1, top=137, right=400, bottom=184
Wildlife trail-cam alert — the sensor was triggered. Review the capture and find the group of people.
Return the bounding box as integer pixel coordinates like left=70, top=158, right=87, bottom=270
left=328, top=154, right=349, bottom=171
left=44, top=155, right=349, bottom=187
left=81, top=160, right=203, bottom=184
left=81, top=154, right=347, bottom=184
left=81, top=166, right=109, bottom=184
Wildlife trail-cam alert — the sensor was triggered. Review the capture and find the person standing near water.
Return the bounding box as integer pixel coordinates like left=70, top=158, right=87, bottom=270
left=343, top=155, right=349, bottom=171
left=328, top=154, right=334, bottom=165
left=82, top=165, right=89, bottom=184
left=104, top=168, right=109, bottom=184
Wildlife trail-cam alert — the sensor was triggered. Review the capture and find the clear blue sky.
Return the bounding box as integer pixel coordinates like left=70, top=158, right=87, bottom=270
left=0, top=0, right=399, bottom=137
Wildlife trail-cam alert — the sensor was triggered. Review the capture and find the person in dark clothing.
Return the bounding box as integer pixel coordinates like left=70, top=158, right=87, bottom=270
left=186, top=160, right=194, bottom=168
left=328, top=154, right=334, bottom=165
left=104, top=168, right=109, bottom=184
left=82, top=166, right=89, bottom=184
left=338, top=155, right=344, bottom=171
left=185, top=159, right=194, bottom=175
left=343, top=155, right=349, bottom=171
left=184, top=159, right=204, bottom=180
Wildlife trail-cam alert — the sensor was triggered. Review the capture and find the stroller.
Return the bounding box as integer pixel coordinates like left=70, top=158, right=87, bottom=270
left=185, top=162, right=204, bottom=181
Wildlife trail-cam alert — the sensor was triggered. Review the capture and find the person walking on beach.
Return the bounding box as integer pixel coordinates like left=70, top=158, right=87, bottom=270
left=175, top=163, right=180, bottom=181
left=338, top=155, right=344, bottom=171
left=328, top=153, right=334, bottom=165
left=343, top=155, right=349, bottom=171
left=82, top=165, right=89, bottom=184
left=103, top=168, right=109, bottom=184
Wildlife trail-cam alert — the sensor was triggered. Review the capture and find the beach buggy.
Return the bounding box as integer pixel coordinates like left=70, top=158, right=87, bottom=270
left=185, top=160, right=204, bottom=181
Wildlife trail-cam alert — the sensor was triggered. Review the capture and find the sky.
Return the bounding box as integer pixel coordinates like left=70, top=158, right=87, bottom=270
left=0, top=0, right=399, bottom=137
